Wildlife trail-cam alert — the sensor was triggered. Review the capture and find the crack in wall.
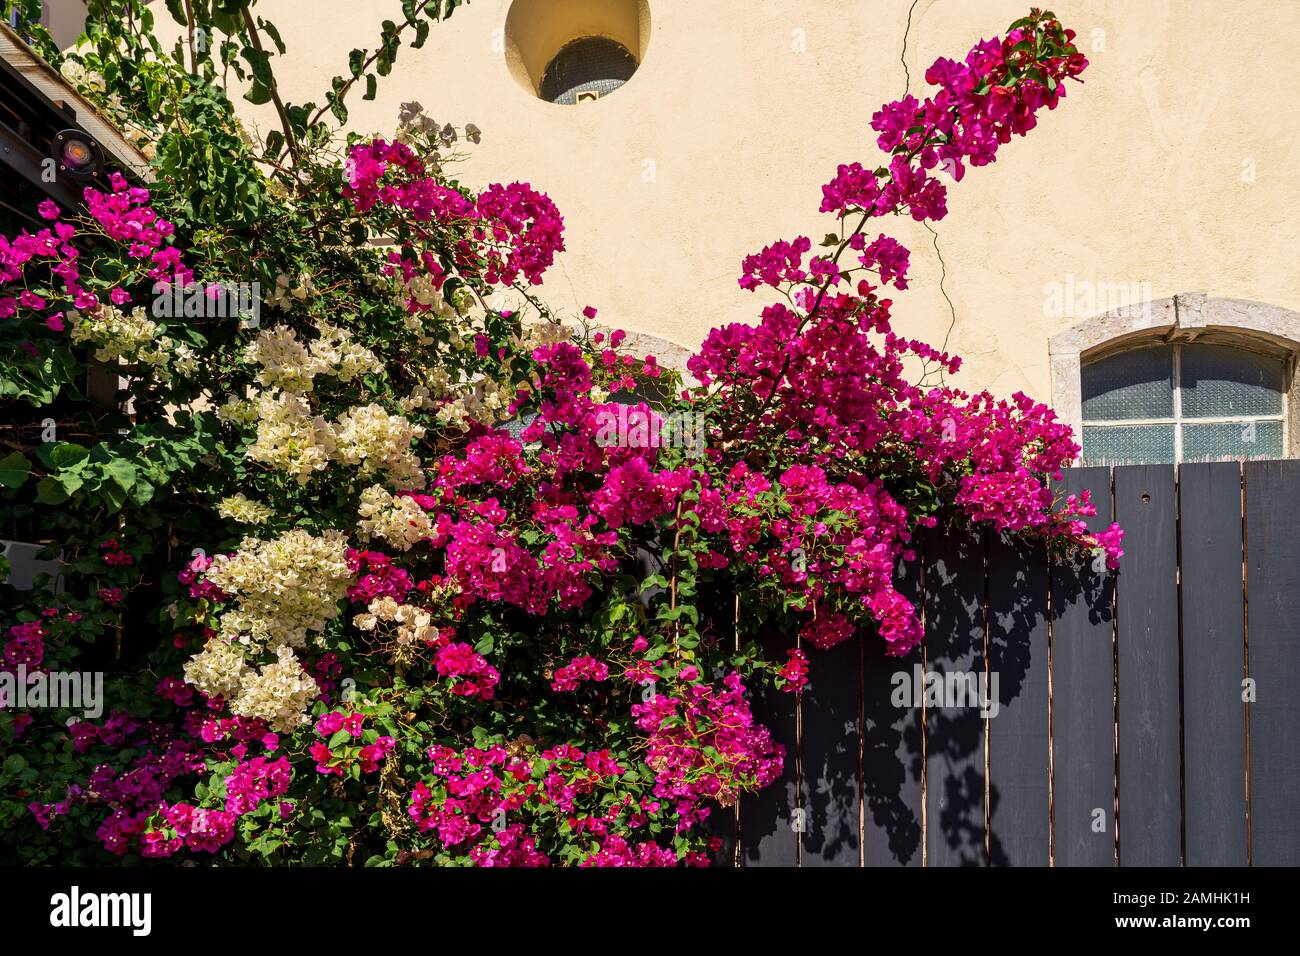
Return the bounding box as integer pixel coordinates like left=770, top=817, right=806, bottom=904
left=901, top=0, right=919, bottom=95
left=928, top=220, right=958, bottom=364
left=901, top=1, right=960, bottom=386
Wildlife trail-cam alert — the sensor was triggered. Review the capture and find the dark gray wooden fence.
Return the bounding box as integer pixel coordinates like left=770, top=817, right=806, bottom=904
left=718, top=460, right=1300, bottom=866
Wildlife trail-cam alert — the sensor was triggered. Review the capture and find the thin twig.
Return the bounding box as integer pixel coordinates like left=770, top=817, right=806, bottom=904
left=240, top=9, right=300, bottom=166
left=270, top=0, right=441, bottom=167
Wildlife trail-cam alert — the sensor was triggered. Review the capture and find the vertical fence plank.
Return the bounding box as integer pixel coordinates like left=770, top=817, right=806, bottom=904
left=1244, top=459, right=1300, bottom=866
left=1052, top=466, right=1116, bottom=866
left=801, top=633, right=862, bottom=866
left=924, top=526, right=987, bottom=866
left=1179, top=462, right=1247, bottom=866
left=862, top=555, right=923, bottom=866
left=1114, top=464, right=1181, bottom=865
left=988, top=534, right=1050, bottom=866
left=740, top=628, right=800, bottom=866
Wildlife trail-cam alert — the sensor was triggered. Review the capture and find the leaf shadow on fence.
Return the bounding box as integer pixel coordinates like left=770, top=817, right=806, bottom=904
left=920, top=531, right=987, bottom=866
left=986, top=539, right=1069, bottom=867
left=861, top=648, right=924, bottom=864
left=800, top=635, right=862, bottom=865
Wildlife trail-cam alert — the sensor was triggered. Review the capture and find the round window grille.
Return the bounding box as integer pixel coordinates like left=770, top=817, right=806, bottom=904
left=540, top=37, right=638, bottom=104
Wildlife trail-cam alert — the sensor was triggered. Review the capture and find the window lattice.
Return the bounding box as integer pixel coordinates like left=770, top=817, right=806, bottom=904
left=540, top=37, right=638, bottom=104
left=1080, top=343, right=1287, bottom=465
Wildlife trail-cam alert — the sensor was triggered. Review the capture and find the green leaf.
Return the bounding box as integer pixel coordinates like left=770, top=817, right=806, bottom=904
left=36, top=442, right=86, bottom=469
left=0, top=452, right=31, bottom=488
left=33, top=476, right=68, bottom=504
left=264, top=129, right=284, bottom=158
left=240, top=45, right=274, bottom=89
left=99, top=480, right=127, bottom=511
left=412, top=19, right=430, bottom=48
left=259, top=18, right=287, bottom=55
left=129, top=477, right=156, bottom=506
left=105, top=459, right=137, bottom=491
left=329, top=76, right=349, bottom=124
left=245, top=81, right=273, bottom=105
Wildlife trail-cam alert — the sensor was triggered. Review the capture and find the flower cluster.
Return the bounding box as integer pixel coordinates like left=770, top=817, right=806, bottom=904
left=434, top=643, right=499, bottom=701
left=217, top=493, right=276, bottom=525
left=244, top=321, right=382, bottom=393
left=309, top=711, right=396, bottom=776
left=1, top=174, right=188, bottom=354
left=407, top=742, right=685, bottom=866
left=67, top=304, right=158, bottom=362
left=202, top=528, right=353, bottom=650
left=356, top=484, right=435, bottom=550
left=224, top=756, right=292, bottom=815
left=550, top=655, right=610, bottom=692
left=4, top=9, right=1120, bottom=870
left=343, top=139, right=565, bottom=290
left=246, top=390, right=339, bottom=484
left=228, top=646, right=322, bottom=732
left=333, top=404, right=427, bottom=488
left=632, top=672, right=784, bottom=830
left=181, top=530, right=352, bottom=729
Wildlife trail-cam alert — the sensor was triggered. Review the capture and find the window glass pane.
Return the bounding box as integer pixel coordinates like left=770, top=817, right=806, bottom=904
left=540, top=37, right=638, bottom=104
left=1181, top=344, right=1284, bottom=419
left=1182, top=421, right=1283, bottom=462
left=1081, top=346, right=1174, bottom=421
left=1081, top=424, right=1176, bottom=465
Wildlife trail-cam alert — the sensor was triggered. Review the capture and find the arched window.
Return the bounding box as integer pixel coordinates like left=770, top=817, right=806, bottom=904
left=1081, top=341, right=1286, bottom=464
left=504, top=0, right=651, bottom=104
left=1051, top=295, right=1300, bottom=465
left=540, top=37, right=638, bottom=104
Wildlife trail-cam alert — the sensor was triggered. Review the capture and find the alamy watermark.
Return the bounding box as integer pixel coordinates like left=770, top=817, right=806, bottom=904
left=0, top=665, right=103, bottom=718
left=1043, top=274, right=1151, bottom=321
left=152, top=277, right=260, bottom=327
left=50, top=886, right=151, bottom=936
left=891, top=664, right=1000, bottom=718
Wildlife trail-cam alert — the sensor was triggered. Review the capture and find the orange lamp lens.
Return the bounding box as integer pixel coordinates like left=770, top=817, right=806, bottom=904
left=61, top=139, right=93, bottom=168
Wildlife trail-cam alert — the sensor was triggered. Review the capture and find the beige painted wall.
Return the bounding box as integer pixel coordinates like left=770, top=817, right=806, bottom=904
left=56, top=0, right=1300, bottom=407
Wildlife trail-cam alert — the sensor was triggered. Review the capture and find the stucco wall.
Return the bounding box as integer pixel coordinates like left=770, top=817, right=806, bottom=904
left=90, top=0, right=1300, bottom=402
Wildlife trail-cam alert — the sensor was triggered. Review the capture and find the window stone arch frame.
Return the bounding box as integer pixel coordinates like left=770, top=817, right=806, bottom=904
left=1049, top=293, right=1300, bottom=458
left=609, top=329, right=698, bottom=387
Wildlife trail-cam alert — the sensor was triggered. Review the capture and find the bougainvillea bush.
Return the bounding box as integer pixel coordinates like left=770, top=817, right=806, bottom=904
left=0, top=2, right=1119, bottom=865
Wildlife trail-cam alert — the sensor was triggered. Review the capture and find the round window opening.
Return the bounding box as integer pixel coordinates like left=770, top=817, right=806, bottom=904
left=504, top=0, right=650, bottom=104
left=541, top=37, right=637, bottom=104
